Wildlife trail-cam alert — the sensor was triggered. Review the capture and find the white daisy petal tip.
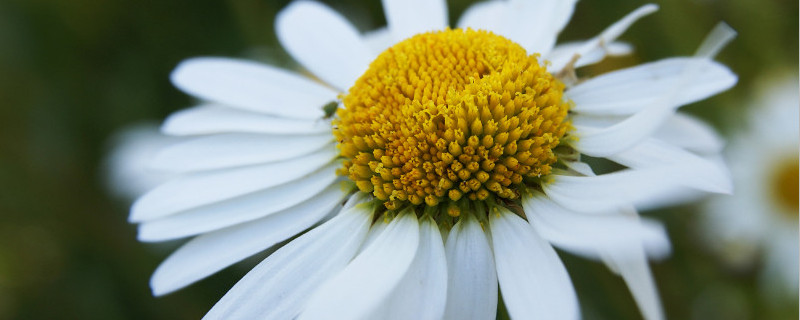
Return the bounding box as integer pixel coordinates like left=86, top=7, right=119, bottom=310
left=640, top=3, right=660, bottom=14
left=695, top=22, right=737, bottom=59
left=638, top=219, right=673, bottom=260
left=169, top=57, right=333, bottom=119
left=129, top=198, right=154, bottom=223
left=604, top=246, right=666, bottom=320
left=147, top=184, right=348, bottom=296
left=161, top=105, right=331, bottom=136
left=542, top=168, right=685, bottom=214
left=146, top=133, right=334, bottom=173
left=522, top=190, right=672, bottom=261
left=131, top=146, right=337, bottom=226
left=546, top=2, right=658, bottom=72
left=130, top=147, right=338, bottom=225
left=568, top=58, right=737, bottom=118
left=597, top=3, right=659, bottom=46
left=570, top=61, right=737, bottom=157
left=608, top=138, right=734, bottom=195
left=135, top=164, right=338, bottom=242
left=656, top=113, right=727, bottom=154
left=105, top=124, right=181, bottom=202
left=150, top=278, right=170, bottom=297
left=520, top=191, right=669, bottom=319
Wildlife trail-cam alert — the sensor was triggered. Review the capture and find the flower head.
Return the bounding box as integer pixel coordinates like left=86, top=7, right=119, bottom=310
left=702, top=74, right=798, bottom=300
left=336, top=28, right=570, bottom=209
left=128, top=1, right=737, bottom=319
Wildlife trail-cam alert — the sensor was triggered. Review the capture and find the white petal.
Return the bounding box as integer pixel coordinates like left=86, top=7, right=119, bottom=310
left=570, top=40, right=736, bottom=157
left=569, top=113, right=624, bottom=129
left=562, top=4, right=659, bottom=71
left=161, top=104, right=331, bottom=136
left=456, top=1, right=505, bottom=32
left=170, top=57, right=335, bottom=119
left=654, top=113, right=724, bottom=154
left=137, top=163, right=338, bottom=241
left=547, top=41, right=633, bottom=71
left=203, top=195, right=373, bottom=320
left=382, top=0, right=447, bottom=42
left=299, top=212, right=420, bottom=320
left=693, top=22, right=737, bottom=59
left=562, top=160, right=596, bottom=176
left=608, top=138, right=732, bottom=194
left=523, top=191, right=671, bottom=260
left=362, top=28, right=394, bottom=56
left=490, top=207, right=579, bottom=320
left=276, top=1, right=372, bottom=91
left=542, top=169, right=685, bottom=213
left=634, top=186, right=708, bottom=211
left=458, top=0, right=576, bottom=55
left=568, top=58, right=737, bottom=116
left=510, top=0, right=577, bottom=54
left=105, top=123, right=181, bottom=200
left=443, top=214, right=497, bottom=320
left=602, top=246, right=665, bottom=320
left=372, top=216, right=447, bottom=320
left=358, top=216, right=388, bottom=254
left=150, top=133, right=333, bottom=172
left=571, top=103, right=675, bottom=157
left=150, top=184, right=347, bottom=296
left=131, top=146, right=337, bottom=222
left=569, top=23, right=737, bottom=128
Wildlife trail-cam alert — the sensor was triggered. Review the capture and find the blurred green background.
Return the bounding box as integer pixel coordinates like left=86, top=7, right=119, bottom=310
left=0, top=0, right=796, bottom=319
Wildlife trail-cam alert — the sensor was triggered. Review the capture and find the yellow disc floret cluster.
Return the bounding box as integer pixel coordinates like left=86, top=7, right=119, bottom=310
left=334, top=28, right=571, bottom=210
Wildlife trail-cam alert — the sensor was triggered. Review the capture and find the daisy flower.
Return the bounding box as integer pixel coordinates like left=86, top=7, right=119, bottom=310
left=702, top=74, right=798, bottom=300
left=128, top=1, right=737, bottom=319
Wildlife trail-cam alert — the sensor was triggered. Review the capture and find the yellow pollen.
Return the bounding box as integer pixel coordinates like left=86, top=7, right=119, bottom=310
left=334, top=28, right=571, bottom=209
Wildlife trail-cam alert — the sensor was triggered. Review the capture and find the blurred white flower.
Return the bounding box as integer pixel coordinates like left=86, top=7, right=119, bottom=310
left=105, top=123, right=180, bottom=200
left=702, top=74, right=798, bottom=300
left=124, top=1, right=737, bottom=319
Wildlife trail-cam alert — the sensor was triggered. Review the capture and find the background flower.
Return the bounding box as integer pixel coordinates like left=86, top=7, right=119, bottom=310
left=104, top=123, right=181, bottom=201
left=701, top=74, right=799, bottom=304
left=0, top=0, right=796, bottom=319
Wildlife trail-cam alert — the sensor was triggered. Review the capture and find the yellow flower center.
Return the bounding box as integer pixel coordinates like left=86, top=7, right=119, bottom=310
left=769, top=155, right=799, bottom=217
left=334, top=29, right=571, bottom=212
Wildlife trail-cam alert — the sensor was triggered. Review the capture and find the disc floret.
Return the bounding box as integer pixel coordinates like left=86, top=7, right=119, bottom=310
left=334, top=28, right=571, bottom=211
